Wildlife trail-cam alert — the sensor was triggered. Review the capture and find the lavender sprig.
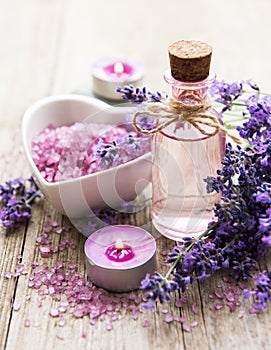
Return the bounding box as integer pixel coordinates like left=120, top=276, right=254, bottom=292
left=244, top=271, right=271, bottom=311
left=116, top=85, right=167, bottom=104
left=209, top=79, right=260, bottom=113
left=0, top=176, right=40, bottom=228
left=95, top=134, right=150, bottom=169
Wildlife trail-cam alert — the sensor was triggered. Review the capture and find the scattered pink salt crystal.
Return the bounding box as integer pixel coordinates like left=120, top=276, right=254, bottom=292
left=161, top=309, right=168, bottom=314
left=226, top=302, right=237, bottom=313
left=132, top=314, right=139, bottom=321
left=50, top=308, right=59, bottom=317
left=175, top=296, right=187, bottom=308
left=73, top=309, right=84, bottom=318
left=225, top=292, right=235, bottom=302
left=81, top=332, right=87, bottom=338
left=56, top=333, right=64, bottom=340
left=249, top=307, right=259, bottom=314
left=161, top=249, right=169, bottom=256
left=99, top=315, right=106, bottom=322
left=58, top=305, right=67, bottom=313
left=25, top=294, right=31, bottom=301
left=164, top=314, right=174, bottom=323
left=183, top=324, right=191, bottom=333
left=214, top=290, right=224, bottom=299
left=222, top=276, right=232, bottom=283
left=55, top=227, right=63, bottom=234
left=238, top=310, right=245, bottom=318
left=174, top=316, right=186, bottom=323
left=4, top=271, right=12, bottom=279
left=39, top=246, right=51, bottom=257
left=24, top=319, right=31, bottom=327
left=50, top=221, right=58, bottom=227
left=141, top=320, right=149, bottom=327
left=58, top=319, right=66, bottom=327
left=192, top=304, right=199, bottom=315
left=13, top=301, right=21, bottom=311
left=106, top=323, right=113, bottom=331
left=214, top=302, right=224, bottom=310
left=111, top=314, right=119, bottom=321
left=191, top=321, right=198, bottom=328
left=33, top=321, right=41, bottom=328
left=134, top=297, right=141, bottom=304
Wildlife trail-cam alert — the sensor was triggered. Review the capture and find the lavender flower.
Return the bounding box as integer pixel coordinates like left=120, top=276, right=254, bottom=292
left=116, top=85, right=167, bottom=104
left=0, top=176, right=40, bottom=228
left=244, top=271, right=271, bottom=310
left=95, top=134, right=150, bottom=169
left=236, top=94, right=271, bottom=142
left=209, top=79, right=259, bottom=113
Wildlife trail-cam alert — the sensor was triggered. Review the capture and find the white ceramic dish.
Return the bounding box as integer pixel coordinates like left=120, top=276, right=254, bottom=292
left=22, top=94, right=152, bottom=218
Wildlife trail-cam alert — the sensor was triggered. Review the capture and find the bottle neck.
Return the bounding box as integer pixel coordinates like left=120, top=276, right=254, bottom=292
left=164, top=69, right=216, bottom=105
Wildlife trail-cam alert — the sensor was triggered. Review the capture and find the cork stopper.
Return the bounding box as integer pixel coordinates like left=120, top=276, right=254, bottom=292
left=168, top=40, right=212, bottom=82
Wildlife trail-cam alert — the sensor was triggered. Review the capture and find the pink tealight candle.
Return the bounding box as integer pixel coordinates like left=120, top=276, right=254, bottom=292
left=84, top=225, right=156, bottom=292
left=92, top=57, right=144, bottom=100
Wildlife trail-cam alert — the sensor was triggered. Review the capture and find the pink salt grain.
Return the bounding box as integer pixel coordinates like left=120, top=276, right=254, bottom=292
left=174, top=316, right=186, bottom=323
left=39, top=246, right=51, bottom=257
left=50, top=308, right=59, bottom=317
left=161, top=249, right=169, bottom=256
left=226, top=302, right=237, bottom=313
left=132, top=314, right=139, bottom=321
left=106, top=323, right=113, bottom=331
left=141, top=320, right=149, bottom=327
left=13, top=301, right=21, bottom=311
left=238, top=310, right=245, bottom=319
left=191, top=321, right=198, bottom=328
left=192, top=303, right=199, bottom=315
left=164, top=314, right=174, bottom=323
left=25, top=294, right=31, bottom=301
left=24, top=319, right=31, bottom=327
left=4, top=271, right=12, bottom=279
left=56, top=333, right=64, bottom=340
left=183, top=324, right=191, bottom=333
left=175, top=298, right=187, bottom=308
left=58, top=319, right=66, bottom=327
left=214, top=290, right=224, bottom=299
left=214, top=302, right=224, bottom=310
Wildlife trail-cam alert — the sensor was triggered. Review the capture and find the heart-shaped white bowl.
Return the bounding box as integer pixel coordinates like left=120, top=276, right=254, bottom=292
left=22, top=95, right=152, bottom=218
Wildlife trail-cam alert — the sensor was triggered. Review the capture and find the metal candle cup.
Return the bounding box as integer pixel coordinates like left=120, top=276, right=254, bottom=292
left=84, top=225, right=156, bottom=292
left=92, top=57, right=144, bottom=101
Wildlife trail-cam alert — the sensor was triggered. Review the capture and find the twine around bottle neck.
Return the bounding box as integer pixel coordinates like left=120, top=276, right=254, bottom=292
left=132, top=97, right=242, bottom=144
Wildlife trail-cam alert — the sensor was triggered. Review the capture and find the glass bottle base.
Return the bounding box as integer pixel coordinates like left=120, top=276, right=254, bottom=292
left=152, top=213, right=212, bottom=241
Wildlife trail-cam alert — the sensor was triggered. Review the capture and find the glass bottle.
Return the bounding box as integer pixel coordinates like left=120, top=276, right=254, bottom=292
left=152, top=40, right=226, bottom=241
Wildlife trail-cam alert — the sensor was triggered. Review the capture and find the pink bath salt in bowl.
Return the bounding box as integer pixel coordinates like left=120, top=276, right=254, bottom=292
left=31, top=122, right=140, bottom=182
left=22, top=95, right=152, bottom=218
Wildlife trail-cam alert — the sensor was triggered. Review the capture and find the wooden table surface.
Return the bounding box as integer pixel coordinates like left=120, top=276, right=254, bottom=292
left=1, top=1, right=271, bottom=349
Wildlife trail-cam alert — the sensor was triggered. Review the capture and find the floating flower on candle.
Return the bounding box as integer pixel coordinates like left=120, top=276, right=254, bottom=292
left=105, top=238, right=135, bottom=262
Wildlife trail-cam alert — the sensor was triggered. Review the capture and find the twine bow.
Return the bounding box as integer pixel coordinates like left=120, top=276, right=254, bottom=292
left=133, top=97, right=242, bottom=144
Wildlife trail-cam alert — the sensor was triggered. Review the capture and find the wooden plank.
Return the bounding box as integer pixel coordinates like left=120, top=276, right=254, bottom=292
left=2, top=0, right=271, bottom=349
